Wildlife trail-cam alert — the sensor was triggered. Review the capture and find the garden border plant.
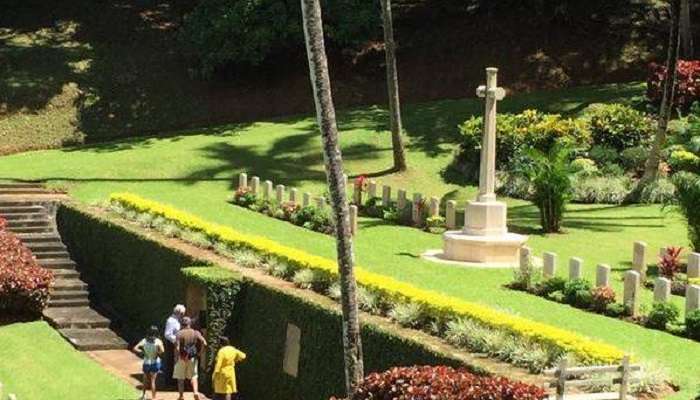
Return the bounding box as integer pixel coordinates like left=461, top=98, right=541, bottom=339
left=109, top=192, right=626, bottom=366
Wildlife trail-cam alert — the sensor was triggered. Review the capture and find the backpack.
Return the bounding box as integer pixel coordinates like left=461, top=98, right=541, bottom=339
left=181, top=341, right=198, bottom=360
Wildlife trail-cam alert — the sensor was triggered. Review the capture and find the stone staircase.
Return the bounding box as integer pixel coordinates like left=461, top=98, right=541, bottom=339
left=0, top=183, right=127, bottom=351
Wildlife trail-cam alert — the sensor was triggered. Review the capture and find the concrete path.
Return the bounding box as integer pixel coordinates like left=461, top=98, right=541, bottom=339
left=87, top=350, right=211, bottom=400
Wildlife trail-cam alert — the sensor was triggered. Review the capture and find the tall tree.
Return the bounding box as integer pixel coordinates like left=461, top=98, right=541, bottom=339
left=380, top=0, right=408, bottom=172
left=300, top=0, right=365, bottom=396
left=681, top=0, right=693, bottom=58
left=640, top=0, right=682, bottom=186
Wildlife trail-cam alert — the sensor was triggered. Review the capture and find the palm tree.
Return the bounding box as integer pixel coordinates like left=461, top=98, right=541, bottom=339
left=380, top=0, right=407, bottom=172
left=640, top=0, right=682, bottom=186
left=299, top=0, right=364, bottom=396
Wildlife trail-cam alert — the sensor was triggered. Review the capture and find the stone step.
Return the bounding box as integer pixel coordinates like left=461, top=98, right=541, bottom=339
left=24, top=241, right=67, bottom=252
left=16, top=232, right=62, bottom=243
left=0, top=183, right=44, bottom=189
left=7, top=218, right=51, bottom=227
left=50, top=289, right=89, bottom=300
left=37, top=258, right=76, bottom=269
left=2, top=212, right=49, bottom=221
left=52, top=269, right=80, bottom=279
left=0, top=205, right=45, bottom=214
left=0, top=188, right=51, bottom=195
left=0, top=201, right=45, bottom=207
left=8, top=225, right=53, bottom=234
left=49, top=297, right=90, bottom=308
left=33, top=250, right=71, bottom=260
left=44, top=307, right=110, bottom=329
left=52, top=278, right=88, bottom=292
left=59, top=328, right=128, bottom=351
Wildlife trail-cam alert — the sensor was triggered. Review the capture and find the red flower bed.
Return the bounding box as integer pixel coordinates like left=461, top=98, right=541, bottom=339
left=647, top=60, right=700, bottom=108
left=336, top=365, right=546, bottom=400
left=0, top=216, right=53, bottom=317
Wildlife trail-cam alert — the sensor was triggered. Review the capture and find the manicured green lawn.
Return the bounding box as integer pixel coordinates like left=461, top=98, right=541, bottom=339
left=1, top=83, right=699, bottom=398
left=0, top=321, right=135, bottom=399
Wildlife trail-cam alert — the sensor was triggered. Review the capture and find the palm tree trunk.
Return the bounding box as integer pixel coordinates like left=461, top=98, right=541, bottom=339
left=300, top=0, right=364, bottom=396
left=641, top=0, right=682, bottom=185
left=681, top=0, right=693, bottom=58
left=380, top=0, right=407, bottom=172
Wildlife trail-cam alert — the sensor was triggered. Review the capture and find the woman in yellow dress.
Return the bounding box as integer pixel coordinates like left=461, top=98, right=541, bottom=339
left=213, top=336, right=247, bottom=400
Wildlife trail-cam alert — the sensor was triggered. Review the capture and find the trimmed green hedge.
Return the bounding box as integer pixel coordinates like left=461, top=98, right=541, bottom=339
left=58, top=205, right=482, bottom=399
left=56, top=205, right=199, bottom=341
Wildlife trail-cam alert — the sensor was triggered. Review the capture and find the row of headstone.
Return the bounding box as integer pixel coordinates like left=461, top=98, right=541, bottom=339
left=238, top=173, right=328, bottom=209
left=633, top=241, right=700, bottom=280
left=525, top=248, right=700, bottom=320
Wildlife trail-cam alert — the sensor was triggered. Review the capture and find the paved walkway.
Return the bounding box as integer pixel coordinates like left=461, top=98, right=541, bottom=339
left=87, top=350, right=211, bottom=400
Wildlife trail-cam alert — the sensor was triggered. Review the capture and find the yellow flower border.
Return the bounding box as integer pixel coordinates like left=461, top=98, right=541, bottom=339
left=110, top=192, right=625, bottom=364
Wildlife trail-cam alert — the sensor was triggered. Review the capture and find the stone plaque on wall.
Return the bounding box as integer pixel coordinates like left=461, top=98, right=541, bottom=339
left=283, top=323, right=301, bottom=377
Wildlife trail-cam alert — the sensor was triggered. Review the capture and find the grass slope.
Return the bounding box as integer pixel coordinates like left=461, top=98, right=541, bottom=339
left=0, top=84, right=698, bottom=398
left=0, top=321, right=135, bottom=399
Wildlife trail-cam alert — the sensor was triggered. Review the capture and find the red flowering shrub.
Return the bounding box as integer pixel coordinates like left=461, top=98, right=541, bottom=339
left=591, top=286, right=617, bottom=313
left=334, top=365, right=546, bottom=400
left=658, top=246, right=683, bottom=279
left=0, top=217, right=54, bottom=317
left=647, top=60, right=700, bottom=108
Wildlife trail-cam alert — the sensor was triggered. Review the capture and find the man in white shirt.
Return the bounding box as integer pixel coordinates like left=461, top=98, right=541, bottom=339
left=163, top=304, right=186, bottom=386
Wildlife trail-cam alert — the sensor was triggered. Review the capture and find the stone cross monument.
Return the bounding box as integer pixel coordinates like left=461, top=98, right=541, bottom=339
left=436, top=67, right=527, bottom=266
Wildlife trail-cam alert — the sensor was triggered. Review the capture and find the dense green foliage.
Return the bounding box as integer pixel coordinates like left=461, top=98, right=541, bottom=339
left=56, top=205, right=198, bottom=341
left=646, top=302, right=680, bottom=330
left=232, top=280, right=471, bottom=400
left=687, top=309, right=700, bottom=340
left=182, top=266, right=244, bottom=389
left=179, top=0, right=379, bottom=76
left=0, top=321, right=135, bottom=399
left=584, top=103, right=655, bottom=152
left=671, top=172, right=700, bottom=251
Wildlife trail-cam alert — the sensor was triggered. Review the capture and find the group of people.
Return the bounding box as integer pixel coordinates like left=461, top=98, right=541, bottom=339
left=132, top=304, right=246, bottom=400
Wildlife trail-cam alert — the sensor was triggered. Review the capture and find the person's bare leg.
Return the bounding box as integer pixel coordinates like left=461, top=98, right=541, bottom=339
left=226, top=394, right=232, bottom=400
left=177, top=379, right=185, bottom=400
left=141, top=373, right=148, bottom=399
left=150, top=373, right=157, bottom=400
left=191, top=377, right=200, bottom=399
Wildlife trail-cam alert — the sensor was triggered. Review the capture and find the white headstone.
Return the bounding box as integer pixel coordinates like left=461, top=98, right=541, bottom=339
left=429, top=196, right=440, bottom=217
left=238, top=172, right=248, bottom=189
left=382, top=185, right=391, bottom=206
left=302, top=192, right=311, bottom=207
left=475, top=67, right=506, bottom=203
left=688, top=252, right=700, bottom=279
left=349, top=205, right=358, bottom=235
left=632, top=241, right=647, bottom=276
left=368, top=180, right=377, bottom=198
left=276, top=185, right=285, bottom=203
left=353, top=181, right=362, bottom=205
left=596, top=264, right=611, bottom=288
left=569, top=257, right=583, bottom=280
left=289, top=188, right=298, bottom=203
left=624, top=270, right=641, bottom=317
left=519, top=246, right=531, bottom=273
left=316, top=196, right=326, bottom=208
left=250, top=176, right=260, bottom=194
left=543, top=252, right=557, bottom=278
left=263, top=180, right=273, bottom=200
left=397, top=189, right=407, bottom=210
left=446, top=200, right=457, bottom=229
left=283, top=323, right=301, bottom=377
left=654, top=277, right=671, bottom=303
left=686, top=285, right=700, bottom=315
left=343, top=174, right=349, bottom=191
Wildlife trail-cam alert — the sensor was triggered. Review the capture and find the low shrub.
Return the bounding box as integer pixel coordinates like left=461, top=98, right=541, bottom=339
left=671, top=172, right=700, bottom=250
left=342, top=365, right=547, bottom=400
left=457, top=109, right=590, bottom=177
left=638, top=177, right=676, bottom=204
left=583, top=103, right=655, bottom=152
left=658, top=246, right=683, bottom=279
left=620, top=146, right=650, bottom=174
left=0, top=218, right=54, bottom=317
left=536, top=277, right=567, bottom=297
left=571, top=175, right=632, bottom=204
left=588, top=145, right=620, bottom=166
left=646, top=302, right=680, bottom=330
left=687, top=309, right=700, bottom=340
left=388, top=302, right=426, bottom=329
left=647, top=60, right=700, bottom=109
left=590, top=286, right=616, bottom=313
left=571, top=158, right=599, bottom=177
left=605, top=303, right=626, bottom=318
left=233, top=187, right=257, bottom=207
left=668, top=149, right=700, bottom=173
left=563, top=279, right=592, bottom=308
